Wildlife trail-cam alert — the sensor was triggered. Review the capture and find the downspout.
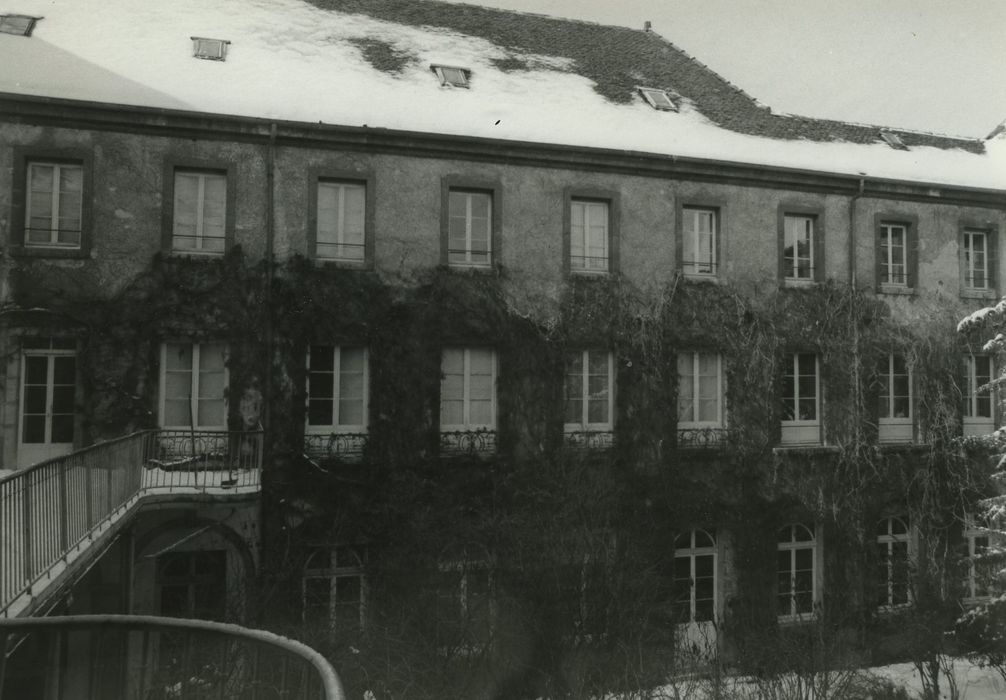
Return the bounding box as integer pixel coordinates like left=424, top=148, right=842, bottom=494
left=261, top=123, right=276, bottom=581
left=850, top=178, right=865, bottom=444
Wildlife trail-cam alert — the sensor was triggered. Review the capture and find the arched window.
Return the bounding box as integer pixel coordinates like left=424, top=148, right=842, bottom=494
left=672, top=529, right=717, bottom=623
left=875, top=516, right=911, bottom=609
left=302, top=545, right=366, bottom=635
left=777, top=523, right=816, bottom=619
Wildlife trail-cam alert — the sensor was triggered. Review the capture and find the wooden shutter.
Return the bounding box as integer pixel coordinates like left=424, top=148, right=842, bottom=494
left=874, top=218, right=885, bottom=289
left=988, top=228, right=999, bottom=294
left=906, top=222, right=919, bottom=289
left=813, top=215, right=825, bottom=283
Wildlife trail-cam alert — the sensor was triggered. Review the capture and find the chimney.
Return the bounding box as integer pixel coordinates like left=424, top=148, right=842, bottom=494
left=644, top=20, right=652, bottom=32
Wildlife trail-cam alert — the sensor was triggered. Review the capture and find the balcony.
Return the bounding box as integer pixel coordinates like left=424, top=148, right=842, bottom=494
left=0, top=614, right=344, bottom=699
left=564, top=430, right=615, bottom=451
left=676, top=426, right=730, bottom=450
left=304, top=432, right=369, bottom=463
left=1, top=430, right=262, bottom=619
left=440, top=429, right=497, bottom=457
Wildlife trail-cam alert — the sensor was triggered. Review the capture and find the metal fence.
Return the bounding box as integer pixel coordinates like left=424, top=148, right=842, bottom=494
left=0, top=614, right=344, bottom=700
left=1, top=431, right=262, bottom=616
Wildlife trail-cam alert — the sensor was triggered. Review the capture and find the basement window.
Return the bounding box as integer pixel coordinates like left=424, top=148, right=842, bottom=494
left=638, top=87, right=677, bottom=112
left=432, top=65, right=470, bottom=88
left=191, top=37, right=230, bottom=61
left=0, top=14, right=39, bottom=36
left=879, top=131, right=908, bottom=151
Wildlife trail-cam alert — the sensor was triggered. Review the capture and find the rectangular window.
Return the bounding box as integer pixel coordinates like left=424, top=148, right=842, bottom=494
left=965, top=516, right=995, bottom=601
left=677, top=352, right=723, bottom=426
left=434, top=561, right=492, bottom=651
left=160, top=342, right=228, bottom=430
left=306, top=346, right=368, bottom=432
left=963, top=354, right=994, bottom=436
left=777, top=524, right=817, bottom=620
left=878, top=354, right=913, bottom=443
left=570, top=200, right=609, bottom=273
left=172, top=170, right=227, bottom=254
left=963, top=229, right=989, bottom=290
left=440, top=348, right=496, bottom=430
left=316, top=181, right=366, bottom=262
left=564, top=350, right=614, bottom=431
left=158, top=550, right=227, bottom=620
left=682, top=207, right=717, bottom=276
left=448, top=190, right=492, bottom=266
left=879, top=223, right=909, bottom=286
left=19, top=339, right=76, bottom=468
left=25, top=162, right=83, bottom=249
left=781, top=353, right=820, bottom=445
left=782, top=215, right=814, bottom=280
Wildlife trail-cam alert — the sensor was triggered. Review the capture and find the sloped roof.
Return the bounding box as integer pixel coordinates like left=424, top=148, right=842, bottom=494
left=0, top=0, right=1003, bottom=190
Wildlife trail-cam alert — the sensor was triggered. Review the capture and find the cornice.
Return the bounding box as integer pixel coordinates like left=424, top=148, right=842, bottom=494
left=1, top=92, right=1004, bottom=208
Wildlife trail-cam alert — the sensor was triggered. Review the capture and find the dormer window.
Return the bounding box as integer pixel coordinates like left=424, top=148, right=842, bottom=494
left=638, top=87, right=677, bottom=112
left=879, top=131, right=908, bottom=151
left=0, top=14, right=38, bottom=36
left=432, top=65, right=470, bottom=88
left=191, top=37, right=230, bottom=61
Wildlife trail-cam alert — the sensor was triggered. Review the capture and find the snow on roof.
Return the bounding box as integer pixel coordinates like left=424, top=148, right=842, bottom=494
left=1, top=0, right=1004, bottom=191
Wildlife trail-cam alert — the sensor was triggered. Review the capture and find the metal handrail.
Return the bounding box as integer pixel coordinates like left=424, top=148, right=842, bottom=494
left=0, top=614, right=345, bottom=699
left=1, top=430, right=263, bottom=616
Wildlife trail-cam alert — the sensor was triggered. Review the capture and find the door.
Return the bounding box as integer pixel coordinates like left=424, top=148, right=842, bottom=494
left=18, top=349, right=76, bottom=468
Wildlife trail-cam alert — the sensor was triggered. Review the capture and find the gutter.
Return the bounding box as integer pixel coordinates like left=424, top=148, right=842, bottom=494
left=0, top=93, right=1003, bottom=208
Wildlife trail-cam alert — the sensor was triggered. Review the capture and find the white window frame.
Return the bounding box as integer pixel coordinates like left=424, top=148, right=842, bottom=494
left=434, top=549, right=494, bottom=654
left=440, top=348, right=497, bottom=431
left=880, top=223, right=909, bottom=287
left=963, top=229, right=990, bottom=291
left=672, top=529, right=717, bottom=624
left=677, top=352, right=723, bottom=428
left=172, top=170, right=227, bottom=254
left=964, top=515, right=995, bottom=602
left=305, top=346, right=369, bottom=434
left=964, top=354, right=995, bottom=436
left=19, top=343, right=76, bottom=449
left=876, top=516, right=912, bottom=610
left=158, top=342, right=228, bottom=430
left=878, top=353, right=913, bottom=443
left=777, top=523, right=818, bottom=622
left=564, top=350, right=614, bottom=432
left=316, top=181, right=366, bottom=262
left=25, top=161, right=83, bottom=249
left=302, top=546, right=367, bottom=634
left=682, top=207, right=717, bottom=276
left=781, top=353, right=820, bottom=445
left=570, top=200, right=610, bottom=274
left=783, top=215, right=814, bottom=281
left=447, top=189, right=492, bottom=267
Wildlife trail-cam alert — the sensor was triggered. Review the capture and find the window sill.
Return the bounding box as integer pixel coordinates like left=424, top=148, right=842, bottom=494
left=777, top=613, right=816, bottom=626
left=447, top=261, right=494, bottom=271
left=314, top=257, right=370, bottom=270
left=570, top=269, right=612, bottom=278
left=782, top=278, right=817, bottom=289
left=681, top=272, right=721, bottom=284
left=960, top=288, right=998, bottom=301
left=10, top=245, right=90, bottom=260
left=168, top=249, right=227, bottom=259
left=878, top=284, right=915, bottom=296
left=773, top=444, right=838, bottom=455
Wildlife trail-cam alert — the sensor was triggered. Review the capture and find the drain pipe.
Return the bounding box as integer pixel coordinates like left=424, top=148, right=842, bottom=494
left=850, top=178, right=865, bottom=444
left=265, top=123, right=276, bottom=453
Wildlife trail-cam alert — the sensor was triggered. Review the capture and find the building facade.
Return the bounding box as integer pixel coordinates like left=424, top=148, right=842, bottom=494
left=1, top=0, right=1005, bottom=697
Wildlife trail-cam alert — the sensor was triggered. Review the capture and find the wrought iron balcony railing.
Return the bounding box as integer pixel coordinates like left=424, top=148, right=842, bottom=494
left=0, top=614, right=344, bottom=699
left=1, top=430, right=262, bottom=618
left=564, top=430, right=615, bottom=450
left=440, top=428, right=497, bottom=457
left=303, top=432, right=369, bottom=462
left=676, top=426, right=730, bottom=449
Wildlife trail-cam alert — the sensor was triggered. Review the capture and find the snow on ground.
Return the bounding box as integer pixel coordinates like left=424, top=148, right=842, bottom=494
left=876, top=660, right=1006, bottom=700
left=2, top=0, right=1004, bottom=189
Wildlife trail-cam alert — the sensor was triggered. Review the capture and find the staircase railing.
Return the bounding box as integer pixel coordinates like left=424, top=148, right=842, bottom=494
left=1, top=430, right=263, bottom=616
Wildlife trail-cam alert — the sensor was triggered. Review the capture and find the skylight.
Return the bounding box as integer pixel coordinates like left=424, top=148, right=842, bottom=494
left=638, top=87, right=677, bottom=112
left=879, top=131, right=909, bottom=151
left=432, top=65, right=470, bottom=89
left=191, top=37, right=230, bottom=61
left=0, top=14, right=39, bottom=36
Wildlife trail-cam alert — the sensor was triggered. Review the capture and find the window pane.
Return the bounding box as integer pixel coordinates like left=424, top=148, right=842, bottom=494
left=197, top=399, right=226, bottom=427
